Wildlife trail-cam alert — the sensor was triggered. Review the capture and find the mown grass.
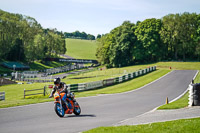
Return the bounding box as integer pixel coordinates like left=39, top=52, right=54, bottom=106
left=155, top=62, right=200, bottom=70
left=62, top=64, right=157, bottom=84
left=158, top=92, right=189, bottom=110
left=0, top=69, right=168, bottom=108
left=65, top=38, right=98, bottom=60
left=84, top=117, right=200, bottom=133
left=0, top=83, right=53, bottom=108
left=75, top=69, right=169, bottom=97
left=0, top=61, right=200, bottom=108
left=29, top=61, right=68, bottom=70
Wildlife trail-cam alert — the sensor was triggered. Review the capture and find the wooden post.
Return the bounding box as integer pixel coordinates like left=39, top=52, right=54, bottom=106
left=44, top=86, right=46, bottom=96
left=24, top=89, right=25, bottom=99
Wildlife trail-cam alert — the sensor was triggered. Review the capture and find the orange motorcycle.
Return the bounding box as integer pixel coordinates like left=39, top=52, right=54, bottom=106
left=53, top=92, right=81, bottom=117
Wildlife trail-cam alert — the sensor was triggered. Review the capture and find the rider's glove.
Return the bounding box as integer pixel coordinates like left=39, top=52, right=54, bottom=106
left=67, top=93, right=70, bottom=97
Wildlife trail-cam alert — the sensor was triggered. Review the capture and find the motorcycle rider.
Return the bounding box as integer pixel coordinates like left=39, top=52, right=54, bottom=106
left=49, top=77, right=74, bottom=109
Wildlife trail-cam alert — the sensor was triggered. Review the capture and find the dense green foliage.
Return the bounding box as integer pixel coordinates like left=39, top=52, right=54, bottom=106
left=96, top=21, right=136, bottom=67
left=97, top=12, right=200, bottom=67
left=64, top=30, right=95, bottom=40
left=0, top=9, right=66, bottom=62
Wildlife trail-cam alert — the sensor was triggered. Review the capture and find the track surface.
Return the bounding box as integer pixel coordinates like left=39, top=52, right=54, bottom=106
left=0, top=70, right=197, bottom=133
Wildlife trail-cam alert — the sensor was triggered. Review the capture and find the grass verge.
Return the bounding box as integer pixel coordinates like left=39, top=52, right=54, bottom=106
left=0, top=69, right=169, bottom=108
left=157, top=70, right=199, bottom=110
left=84, top=117, right=200, bottom=133
left=158, top=91, right=189, bottom=110
left=75, top=69, right=169, bottom=97
left=1, top=61, right=200, bottom=108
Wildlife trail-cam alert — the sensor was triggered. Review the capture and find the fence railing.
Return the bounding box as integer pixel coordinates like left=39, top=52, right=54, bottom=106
left=0, top=92, right=5, bottom=100
left=19, top=79, right=53, bottom=83
left=67, top=66, right=157, bottom=92
left=23, top=66, right=156, bottom=98
left=24, top=87, right=46, bottom=99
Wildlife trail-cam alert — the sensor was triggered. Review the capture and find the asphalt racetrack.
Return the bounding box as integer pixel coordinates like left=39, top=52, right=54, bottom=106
left=0, top=70, right=197, bottom=133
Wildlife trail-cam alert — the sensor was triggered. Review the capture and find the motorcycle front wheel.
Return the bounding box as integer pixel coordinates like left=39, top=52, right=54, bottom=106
left=54, top=103, right=65, bottom=117
left=73, top=102, right=81, bottom=115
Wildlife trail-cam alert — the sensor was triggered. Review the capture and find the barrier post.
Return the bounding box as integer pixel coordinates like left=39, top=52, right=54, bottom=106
left=44, top=86, right=46, bottom=96
left=24, top=89, right=26, bottom=99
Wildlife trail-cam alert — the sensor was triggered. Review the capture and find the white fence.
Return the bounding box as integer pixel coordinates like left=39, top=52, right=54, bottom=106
left=67, top=66, right=157, bottom=92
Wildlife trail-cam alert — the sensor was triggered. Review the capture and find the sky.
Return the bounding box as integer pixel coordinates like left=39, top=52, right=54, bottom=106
left=0, top=0, right=200, bottom=36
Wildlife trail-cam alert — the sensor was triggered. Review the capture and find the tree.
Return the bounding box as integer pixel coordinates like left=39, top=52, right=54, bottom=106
left=96, top=21, right=136, bottom=67
left=64, top=31, right=96, bottom=40
left=195, top=14, right=200, bottom=60
left=96, top=34, right=101, bottom=39
left=160, top=13, right=199, bottom=61
left=0, top=9, right=67, bottom=62
left=178, top=12, right=198, bottom=61
left=135, top=18, right=163, bottom=62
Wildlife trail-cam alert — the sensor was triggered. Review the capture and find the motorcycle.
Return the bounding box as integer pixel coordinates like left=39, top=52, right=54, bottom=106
left=53, top=92, right=81, bottom=117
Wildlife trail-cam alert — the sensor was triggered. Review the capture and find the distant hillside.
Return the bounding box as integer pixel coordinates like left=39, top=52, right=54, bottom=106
left=65, top=39, right=98, bottom=60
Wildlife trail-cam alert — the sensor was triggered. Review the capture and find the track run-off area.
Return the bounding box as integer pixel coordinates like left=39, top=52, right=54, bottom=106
left=0, top=70, right=197, bottom=133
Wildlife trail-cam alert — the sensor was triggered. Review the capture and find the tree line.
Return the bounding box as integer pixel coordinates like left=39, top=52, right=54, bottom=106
left=64, top=31, right=95, bottom=40
left=96, top=12, right=200, bottom=67
left=0, top=9, right=66, bottom=62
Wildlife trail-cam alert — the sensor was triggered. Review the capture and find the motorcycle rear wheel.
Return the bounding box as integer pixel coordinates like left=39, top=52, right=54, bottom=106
left=55, top=103, right=65, bottom=117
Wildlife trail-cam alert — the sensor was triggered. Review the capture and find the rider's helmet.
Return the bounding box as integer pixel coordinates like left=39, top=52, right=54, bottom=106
left=54, top=77, right=61, bottom=85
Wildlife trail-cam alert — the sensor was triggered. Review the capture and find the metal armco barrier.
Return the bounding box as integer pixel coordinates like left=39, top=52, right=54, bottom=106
left=68, top=66, right=156, bottom=92
left=85, top=81, right=103, bottom=90
left=0, top=92, right=5, bottom=100
left=115, top=77, right=119, bottom=83
left=69, top=84, right=78, bottom=92
left=128, top=73, right=132, bottom=79
left=103, top=79, right=115, bottom=86
left=119, top=76, right=123, bottom=82
left=78, top=83, right=86, bottom=91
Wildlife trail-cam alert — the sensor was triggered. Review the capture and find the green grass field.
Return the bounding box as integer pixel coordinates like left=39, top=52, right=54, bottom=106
left=82, top=62, right=200, bottom=133
left=155, top=62, right=200, bottom=70
left=0, top=62, right=200, bottom=108
left=1, top=61, right=200, bottom=133
left=0, top=66, right=167, bottom=108
left=158, top=91, right=189, bottom=110
left=29, top=61, right=68, bottom=70
left=84, top=117, right=200, bottom=133
left=62, top=64, right=157, bottom=84
left=65, top=38, right=98, bottom=59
